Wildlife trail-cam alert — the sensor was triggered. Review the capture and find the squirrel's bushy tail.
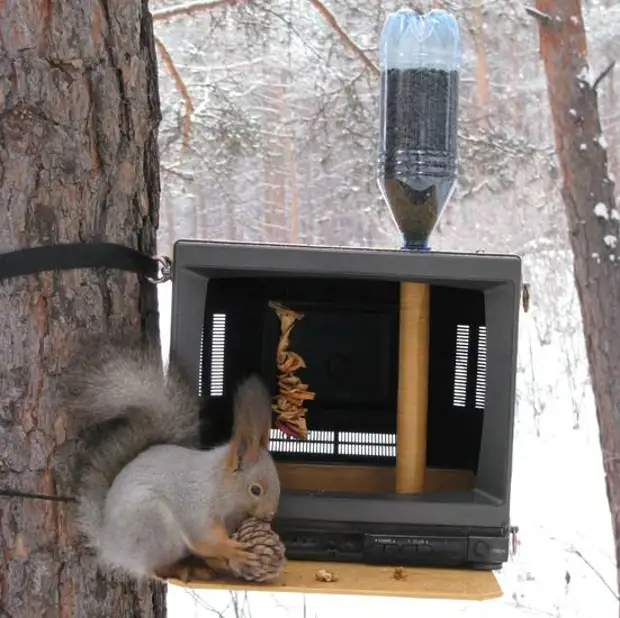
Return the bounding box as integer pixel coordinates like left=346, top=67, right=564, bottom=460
left=59, top=337, right=200, bottom=551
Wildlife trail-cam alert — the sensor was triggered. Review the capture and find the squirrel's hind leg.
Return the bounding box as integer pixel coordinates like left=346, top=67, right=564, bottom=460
left=99, top=499, right=187, bottom=577
left=153, top=555, right=226, bottom=582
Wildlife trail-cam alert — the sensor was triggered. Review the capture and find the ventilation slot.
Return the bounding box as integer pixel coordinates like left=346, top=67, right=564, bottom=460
left=270, top=429, right=335, bottom=455
left=453, top=324, right=470, bottom=407
left=338, top=432, right=396, bottom=458
left=475, top=326, right=487, bottom=409
left=198, top=325, right=205, bottom=397
left=270, top=429, right=396, bottom=459
left=210, top=313, right=226, bottom=396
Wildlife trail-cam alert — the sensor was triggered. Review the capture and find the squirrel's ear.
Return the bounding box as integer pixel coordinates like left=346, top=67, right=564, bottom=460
left=226, top=375, right=272, bottom=472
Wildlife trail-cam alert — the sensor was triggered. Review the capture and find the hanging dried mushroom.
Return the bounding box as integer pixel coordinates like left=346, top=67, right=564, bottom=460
left=269, top=301, right=315, bottom=440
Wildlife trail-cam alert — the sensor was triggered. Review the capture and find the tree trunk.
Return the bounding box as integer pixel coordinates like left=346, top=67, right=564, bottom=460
left=0, top=1, right=166, bottom=616
left=472, top=0, right=489, bottom=108
left=533, top=0, right=620, bottom=600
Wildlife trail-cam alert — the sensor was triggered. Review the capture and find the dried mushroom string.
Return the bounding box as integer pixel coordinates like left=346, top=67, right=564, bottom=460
left=268, top=301, right=315, bottom=440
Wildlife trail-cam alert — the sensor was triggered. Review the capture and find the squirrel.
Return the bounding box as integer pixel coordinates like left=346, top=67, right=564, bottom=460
left=59, top=336, right=280, bottom=580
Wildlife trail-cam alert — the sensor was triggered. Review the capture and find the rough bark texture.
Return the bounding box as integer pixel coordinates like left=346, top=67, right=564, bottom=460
left=0, top=1, right=166, bottom=616
left=533, top=0, right=620, bottom=599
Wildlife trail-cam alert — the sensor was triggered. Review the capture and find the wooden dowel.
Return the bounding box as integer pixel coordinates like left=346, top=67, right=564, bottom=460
left=395, top=281, right=430, bottom=493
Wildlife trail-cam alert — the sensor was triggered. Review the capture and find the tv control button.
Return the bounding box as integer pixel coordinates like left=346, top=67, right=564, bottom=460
left=417, top=545, right=432, bottom=554
left=474, top=541, right=489, bottom=558
left=385, top=544, right=399, bottom=554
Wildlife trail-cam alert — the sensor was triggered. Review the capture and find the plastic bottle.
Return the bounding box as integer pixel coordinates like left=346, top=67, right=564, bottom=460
left=377, top=8, right=462, bottom=250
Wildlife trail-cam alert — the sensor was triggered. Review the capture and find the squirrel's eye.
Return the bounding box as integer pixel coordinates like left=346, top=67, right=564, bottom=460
left=250, top=484, right=262, bottom=497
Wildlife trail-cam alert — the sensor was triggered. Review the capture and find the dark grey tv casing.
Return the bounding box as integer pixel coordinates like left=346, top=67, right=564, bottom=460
left=169, top=239, right=521, bottom=567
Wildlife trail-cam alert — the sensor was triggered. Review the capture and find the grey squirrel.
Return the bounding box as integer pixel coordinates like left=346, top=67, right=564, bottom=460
left=60, top=337, right=280, bottom=580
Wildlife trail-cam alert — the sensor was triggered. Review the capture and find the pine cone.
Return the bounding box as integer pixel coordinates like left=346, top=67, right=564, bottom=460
left=229, top=517, right=286, bottom=583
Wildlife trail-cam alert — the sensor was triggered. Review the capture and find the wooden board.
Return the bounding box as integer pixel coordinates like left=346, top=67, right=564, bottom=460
left=276, top=463, right=476, bottom=494
left=170, top=560, right=502, bottom=601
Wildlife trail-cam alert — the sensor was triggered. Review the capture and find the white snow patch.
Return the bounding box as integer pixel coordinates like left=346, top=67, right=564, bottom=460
left=603, top=235, right=617, bottom=249
left=592, top=251, right=601, bottom=262
left=595, top=134, right=608, bottom=149
left=611, top=208, right=620, bottom=221
left=610, top=254, right=616, bottom=262
left=594, top=203, right=609, bottom=219
left=570, top=15, right=580, bottom=25
left=577, top=64, right=593, bottom=86
left=569, top=108, right=577, bottom=117
left=579, top=143, right=587, bottom=151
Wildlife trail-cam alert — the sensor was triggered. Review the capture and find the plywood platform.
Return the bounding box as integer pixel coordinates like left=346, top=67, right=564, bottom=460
left=170, top=560, right=503, bottom=601
left=276, top=463, right=476, bottom=493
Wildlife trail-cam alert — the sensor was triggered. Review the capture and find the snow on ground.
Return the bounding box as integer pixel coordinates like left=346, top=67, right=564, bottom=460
left=157, top=249, right=619, bottom=618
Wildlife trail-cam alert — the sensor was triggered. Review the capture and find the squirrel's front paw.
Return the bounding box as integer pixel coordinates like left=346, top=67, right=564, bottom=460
left=225, top=539, right=260, bottom=568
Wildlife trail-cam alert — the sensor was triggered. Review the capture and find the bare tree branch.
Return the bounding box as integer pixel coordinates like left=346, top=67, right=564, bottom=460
left=161, top=164, right=196, bottom=181
left=593, top=60, right=617, bottom=92
left=154, top=0, right=378, bottom=77
left=568, top=547, right=619, bottom=601
left=307, top=0, right=379, bottom=75
left=152, top=0, right=238, bottom=22
left=152, top=0, right=379, bottom=154
left=524, top=6, right=554, bottom=25
left=154, top=35, right=194, bottom=148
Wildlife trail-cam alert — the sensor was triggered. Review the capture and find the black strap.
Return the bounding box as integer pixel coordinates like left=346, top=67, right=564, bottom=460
left=0, top=242, right=160, bottom=282
left=0, top=488, right=76, bottom=503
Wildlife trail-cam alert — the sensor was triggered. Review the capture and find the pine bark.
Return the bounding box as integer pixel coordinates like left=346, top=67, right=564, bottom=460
left=533, top=0, right=620, bottom=599
left=0, top=0, right=166, bottom=616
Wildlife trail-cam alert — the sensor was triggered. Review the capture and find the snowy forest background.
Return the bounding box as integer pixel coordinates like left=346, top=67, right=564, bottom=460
left=150, top=0, right=620, bottom=616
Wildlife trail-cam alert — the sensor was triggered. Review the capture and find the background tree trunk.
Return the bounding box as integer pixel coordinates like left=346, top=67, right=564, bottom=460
left=0, top=0, right=166, bottom=616
left=533, top=0, right=620, bottom=601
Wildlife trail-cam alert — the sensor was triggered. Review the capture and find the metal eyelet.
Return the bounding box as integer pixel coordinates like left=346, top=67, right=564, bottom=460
left=147, top=254, right=172, bottom=284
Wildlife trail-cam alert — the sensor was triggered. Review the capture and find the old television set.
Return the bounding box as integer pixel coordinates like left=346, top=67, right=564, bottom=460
left=170, top=239, right=521, bottom=572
